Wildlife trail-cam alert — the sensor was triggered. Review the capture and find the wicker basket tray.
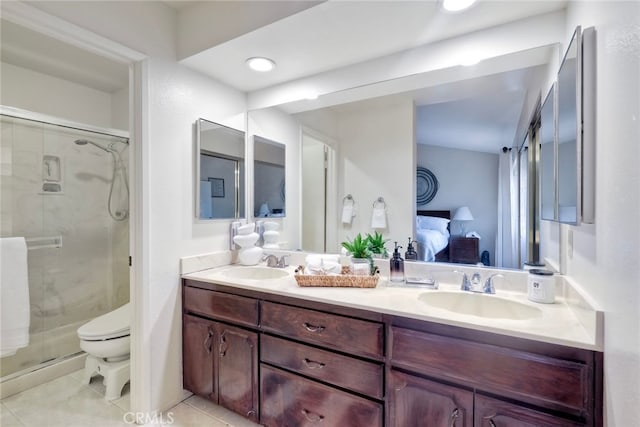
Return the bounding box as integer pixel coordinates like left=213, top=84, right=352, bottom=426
left=294, top=272, right=379, bottom=288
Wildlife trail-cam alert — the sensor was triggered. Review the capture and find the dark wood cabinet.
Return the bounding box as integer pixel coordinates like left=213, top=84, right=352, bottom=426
left=389, top=370, right=473, bottom=427
left=182, top=314, right=215, bottom=401
left=449, top=236, right=480, bottom=264
left=182, top=280, right=602, bottom=427
left=217, top=324, right=259, bottom=421
left=182, top=288, right=259, bottom=422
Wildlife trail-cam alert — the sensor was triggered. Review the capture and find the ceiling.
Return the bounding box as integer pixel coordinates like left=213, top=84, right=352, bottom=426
left=180, top=0, right=567, bottom=92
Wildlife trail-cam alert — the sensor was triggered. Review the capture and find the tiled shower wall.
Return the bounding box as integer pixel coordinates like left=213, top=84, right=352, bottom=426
left=0, top=115, right=129, bottom=377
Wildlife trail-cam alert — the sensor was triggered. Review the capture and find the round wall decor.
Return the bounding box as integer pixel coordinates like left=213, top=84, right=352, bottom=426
left=416, top=167, right=439, bottom=205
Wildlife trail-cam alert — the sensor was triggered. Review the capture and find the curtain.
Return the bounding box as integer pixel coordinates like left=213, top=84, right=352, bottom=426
left=496, top=150, right=520, bottom=268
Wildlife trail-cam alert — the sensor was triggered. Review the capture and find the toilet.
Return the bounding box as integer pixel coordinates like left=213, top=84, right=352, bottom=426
left=77, top=303, right=130, bottom=400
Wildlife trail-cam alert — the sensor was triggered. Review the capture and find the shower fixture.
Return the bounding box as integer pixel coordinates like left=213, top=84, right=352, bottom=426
left=74, top=139, right=130, bottom=221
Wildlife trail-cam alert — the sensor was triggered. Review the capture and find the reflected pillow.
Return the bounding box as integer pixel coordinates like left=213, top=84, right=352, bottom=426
left=416, top=216, right=450, bottom=234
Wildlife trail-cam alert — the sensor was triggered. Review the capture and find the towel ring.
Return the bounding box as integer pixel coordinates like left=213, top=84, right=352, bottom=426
left=343, top=194, right=355, bottom=205
left=372, top=197, right=386, bottom=208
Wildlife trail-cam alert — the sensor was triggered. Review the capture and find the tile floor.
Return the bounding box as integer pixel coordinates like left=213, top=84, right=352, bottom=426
left=0, top=370, right=261, bottom=426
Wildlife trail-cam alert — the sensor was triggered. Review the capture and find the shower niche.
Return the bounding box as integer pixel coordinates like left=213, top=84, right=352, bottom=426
left=42, top=155, right=63, bottom=194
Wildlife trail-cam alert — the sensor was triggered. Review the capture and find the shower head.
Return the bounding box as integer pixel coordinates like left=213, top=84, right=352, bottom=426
left=74, top=139, right=113, bottom=153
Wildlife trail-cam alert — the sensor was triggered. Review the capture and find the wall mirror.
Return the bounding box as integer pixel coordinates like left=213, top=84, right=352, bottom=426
left=555, top=25, right=595, bottom=225
left=258, top=45, right=557, bottom=269
left=557, top=27, right=581, bottom=225
left=253, top=135, right=286, bottom=218
left=195, top=118, right=245, bottom=219
left=540, top=83, right=557, bottom=221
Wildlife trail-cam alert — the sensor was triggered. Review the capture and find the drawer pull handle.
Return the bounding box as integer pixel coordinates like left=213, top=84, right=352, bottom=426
left=449, top=408, right=460, bottom=427
left=303, top=322, right=326, bottom=332
left=301, top=408, right=325, bottom=423
left=203, top=329, right=214, bottom=353
left=302, top=358, right=326, bottom=369
left=488, top=420, right=497, bottom=427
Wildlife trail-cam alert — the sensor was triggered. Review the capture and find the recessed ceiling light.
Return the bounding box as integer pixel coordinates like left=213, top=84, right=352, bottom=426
left=442, top=0, right=477, bottom=12
left=246, top=57, right=276, bottom=72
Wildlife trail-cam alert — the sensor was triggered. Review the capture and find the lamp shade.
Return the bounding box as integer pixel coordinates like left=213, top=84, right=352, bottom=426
left=453, top=206, right=474, bottom=221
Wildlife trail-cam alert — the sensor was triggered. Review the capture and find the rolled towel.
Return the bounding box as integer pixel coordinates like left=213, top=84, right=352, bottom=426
left=306, top=260, right=342, bottom=275
left=305, top=254, right=340, bottom=265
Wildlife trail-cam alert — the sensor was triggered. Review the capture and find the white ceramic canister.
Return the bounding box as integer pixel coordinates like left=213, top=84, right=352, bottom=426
left=527, top=269, right=555, bottom=303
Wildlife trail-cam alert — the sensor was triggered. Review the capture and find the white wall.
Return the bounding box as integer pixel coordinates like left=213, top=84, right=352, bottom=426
left=336, top=100, right=415, bottom=249
left=417, top=144, right=498, bottom=262
left=0, top=62, right=117, bottom=129
left=562, top=2, right=640, bottom=425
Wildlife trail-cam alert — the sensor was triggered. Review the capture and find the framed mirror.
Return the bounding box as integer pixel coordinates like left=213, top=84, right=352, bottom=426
left=540, top=83, right=557, bottom=221
left=557, top=26, right=581, bottom=224
left=253, top=135, right=286, bottom=218
left=195, top=118, right=245, bottom=219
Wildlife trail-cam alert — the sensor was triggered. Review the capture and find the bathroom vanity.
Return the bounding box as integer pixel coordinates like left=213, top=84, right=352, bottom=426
left=182, top=267, right=602, bottom=427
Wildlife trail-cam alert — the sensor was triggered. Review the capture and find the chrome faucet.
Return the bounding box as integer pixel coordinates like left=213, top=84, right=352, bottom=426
left=456, top=270, right=472, bottom=292
left=456, top=270, right=498, bottom=294
left=263, top=254, right=289, bottom=268
left=483, top=273, right=503, bottom=295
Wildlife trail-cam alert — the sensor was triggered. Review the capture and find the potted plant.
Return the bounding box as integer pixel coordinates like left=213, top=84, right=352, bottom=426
left=341, top=233, right=374, bottom=276
left=366, top=232, right=389, bottom=259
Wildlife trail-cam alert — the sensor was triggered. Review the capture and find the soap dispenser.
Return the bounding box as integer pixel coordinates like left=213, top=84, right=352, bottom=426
left=389, top=242, right=405, bottom=283
left=405, top=238, right=418, bottom=261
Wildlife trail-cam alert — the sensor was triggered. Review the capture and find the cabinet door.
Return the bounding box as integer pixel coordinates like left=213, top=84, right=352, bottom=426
left=183, top=314, right=216, bottom=402
left=389, top=370, right=473, bottom=427
left=475, top=395, right=583, bottom=427
left=218, top=324, right=259, bottom=422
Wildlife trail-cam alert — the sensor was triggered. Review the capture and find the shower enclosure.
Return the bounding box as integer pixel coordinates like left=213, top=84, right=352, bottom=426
left=0, top=109, right=130, bottom=382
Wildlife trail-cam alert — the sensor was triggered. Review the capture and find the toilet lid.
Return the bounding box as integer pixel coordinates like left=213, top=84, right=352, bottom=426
left=78, top=303, right=130, bottom=340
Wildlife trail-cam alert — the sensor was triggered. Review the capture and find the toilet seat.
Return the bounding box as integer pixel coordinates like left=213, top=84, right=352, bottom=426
left=78, top=303, right=130, bottom=341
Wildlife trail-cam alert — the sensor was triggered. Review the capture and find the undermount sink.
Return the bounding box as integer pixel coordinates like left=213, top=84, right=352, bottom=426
left=418, top=291, right=543, bottom=321
left=221, top=266, right=290, bottom=280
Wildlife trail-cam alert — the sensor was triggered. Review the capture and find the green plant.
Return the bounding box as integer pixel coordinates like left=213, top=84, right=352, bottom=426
left=341, top=233, right=371, bottom=259
left=366, top=232, right=389, bottom=258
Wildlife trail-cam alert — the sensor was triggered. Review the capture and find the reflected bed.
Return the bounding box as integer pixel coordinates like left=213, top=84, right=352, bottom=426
left=416, top=210, right=450, bottom=262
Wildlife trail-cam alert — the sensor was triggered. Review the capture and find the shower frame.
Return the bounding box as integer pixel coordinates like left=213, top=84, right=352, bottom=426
left=0, top=105, right=131, bottom=395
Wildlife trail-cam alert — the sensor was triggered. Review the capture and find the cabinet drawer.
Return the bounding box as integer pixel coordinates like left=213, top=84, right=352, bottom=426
left=391, top=327, right=590, bottom=417
left=475, top=394, right=582, bottom=426
left=261, top=301, right=383, bottom=359
left=260, top=364, right=383, bottom=427
left=184, top=286, right=258, bottom=327
left=261, top=334, right=383, bottom=398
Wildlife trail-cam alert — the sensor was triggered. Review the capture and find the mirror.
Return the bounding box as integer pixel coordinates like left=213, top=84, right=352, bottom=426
left=196, top=118, right=245, bottom=219
left=249, top=45, right=557, bottom=269
left=557, top=27, right=581, bottom=224
left=253, top=135, right=286, bottom=218
left=540, top=84, right=557, bottom=221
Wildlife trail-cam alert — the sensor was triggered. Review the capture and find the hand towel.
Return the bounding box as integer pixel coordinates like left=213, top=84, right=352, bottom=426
left=305, top=254, right=340, bottom=266
left=1, top=237, right=30, bottom=357
left=341, top=204, right=354, bottom=224
left=371, top=206, right=387, bottom=229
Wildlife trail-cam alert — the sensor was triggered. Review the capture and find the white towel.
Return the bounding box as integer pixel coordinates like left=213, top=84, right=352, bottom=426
left=341, top=204, right=354, bottom=224
left=305, top=254, right=340, bottom=265
left=371, top=207, right=387, bottom=229
left=1, top=237, right=30, bottom=357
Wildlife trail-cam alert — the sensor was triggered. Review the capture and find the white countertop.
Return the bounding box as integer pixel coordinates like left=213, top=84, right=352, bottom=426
left=182, top=264, right=603, bottom=351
